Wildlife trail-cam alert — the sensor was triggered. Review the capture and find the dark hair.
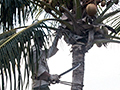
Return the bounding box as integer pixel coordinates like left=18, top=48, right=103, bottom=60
left=34, top=36, right=44, bottom=46
left=34, top=30, right=45, bottom=47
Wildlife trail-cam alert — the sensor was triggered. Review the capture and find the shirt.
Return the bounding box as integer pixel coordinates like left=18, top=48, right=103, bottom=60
left=31, top=45, right=58, bottom=88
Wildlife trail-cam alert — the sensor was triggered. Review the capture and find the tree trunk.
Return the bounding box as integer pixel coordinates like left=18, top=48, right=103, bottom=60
left=71, top=43, right=86, bottom=90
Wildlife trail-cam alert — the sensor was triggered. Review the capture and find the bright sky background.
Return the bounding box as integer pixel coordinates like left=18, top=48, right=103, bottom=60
left=1, top=6, right=120, bottom=90
left=3, top=32, right=120, bottom=90
left=1, top=19, right=120, bottom=90
left=48, top=38, right=120, bottom=90
left=44, top=4, right=120, bottom=90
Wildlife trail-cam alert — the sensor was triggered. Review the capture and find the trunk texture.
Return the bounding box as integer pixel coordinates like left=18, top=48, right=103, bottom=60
left=71, top=43, right=86, bottom=90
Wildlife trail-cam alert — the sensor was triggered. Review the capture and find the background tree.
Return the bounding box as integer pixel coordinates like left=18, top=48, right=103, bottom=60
left=0, top=0, right=120, bottom=90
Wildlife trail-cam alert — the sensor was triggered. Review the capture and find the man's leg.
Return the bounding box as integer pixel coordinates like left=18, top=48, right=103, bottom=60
left=32, top=87, right=39, bottom=90
left=40, top=84, right=50, bottom=90
left=32, top=85, right=50, bottom=90
left=41, top=86, right=50, bottom=90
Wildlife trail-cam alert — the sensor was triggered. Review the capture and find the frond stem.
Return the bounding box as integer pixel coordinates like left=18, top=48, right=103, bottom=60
left=0, top=18, right=73, bottom=48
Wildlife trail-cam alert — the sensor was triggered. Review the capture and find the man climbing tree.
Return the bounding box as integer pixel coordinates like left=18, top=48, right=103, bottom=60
left=30, top=31, right=61, bottom=90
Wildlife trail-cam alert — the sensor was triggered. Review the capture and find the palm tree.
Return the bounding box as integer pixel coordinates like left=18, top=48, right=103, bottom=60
left=0, top=0, right=120, bottom=90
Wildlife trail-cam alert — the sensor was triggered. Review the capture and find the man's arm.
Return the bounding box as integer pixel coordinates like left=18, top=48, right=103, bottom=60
left=36, top=71, right=50, bottom=81
left=35, top=71, right=60, bottom=83
left=48, top=31, right=62, bottom=58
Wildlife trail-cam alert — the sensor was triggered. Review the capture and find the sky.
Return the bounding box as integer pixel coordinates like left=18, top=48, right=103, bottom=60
left=30, top=3, right=120, bottom=90
left=48, top=38, right=120, bottom=90
left=1, top=5, right=120, bottom=90
left=2, top=30, right=120, bottom=90
left=1, top=20, right=120, bottom=90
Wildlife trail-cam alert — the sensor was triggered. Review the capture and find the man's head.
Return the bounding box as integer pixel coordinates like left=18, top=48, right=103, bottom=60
left=34, top=30, right=45, bottom=48
left=34, top=37, right=44, bottom=48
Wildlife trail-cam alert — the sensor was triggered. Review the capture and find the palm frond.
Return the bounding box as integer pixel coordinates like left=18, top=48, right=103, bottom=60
left=95, top=0, right=118, bottom=22
left=0, top=29, right=16, bottom=40
left=0, top=20, right=52, bottom=90
left=97, top=0, right=117, bottom=17
left=0, top=0, right=39, bottom=32
left=96, top=9, right=120, bottom=23
left=74, top=0, right=82, bottom=19
left=95, top=1, right=120, bottom=37
left=94, top=38, right=120, bottom=43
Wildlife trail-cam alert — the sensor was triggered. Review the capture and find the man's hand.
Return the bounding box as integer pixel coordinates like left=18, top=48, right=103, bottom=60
left=49, top=74, right=60, bottom=84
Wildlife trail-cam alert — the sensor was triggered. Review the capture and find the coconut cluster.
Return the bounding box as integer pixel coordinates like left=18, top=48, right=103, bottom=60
left=101, top=0, right=119, bottom=7
left=85, top=0, right=119, bottom=16
left=38, top=0, right=119, bottom=15
left=39, top=0, right=73, bottom=13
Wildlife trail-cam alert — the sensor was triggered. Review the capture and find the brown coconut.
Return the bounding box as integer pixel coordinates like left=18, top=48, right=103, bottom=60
left=101, top=1, right=106, bottom=7
left=86, top=3, right=97, bottom=16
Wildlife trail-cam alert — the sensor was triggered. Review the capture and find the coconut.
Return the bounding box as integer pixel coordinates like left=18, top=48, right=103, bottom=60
left=102, top=26, right=108, bottom=35
left=115, top=0, right=119, bottom=4
left=86, top=3, right=97, bottom=16
left=44, top=6, right=51, bottom=13
left=59, top=7, right=64, bottom=13
left=107, top=1, right=111, bottom=6
left=96, top=43, right=102, bottom=47
left=101, top=1, right=106, bottom=7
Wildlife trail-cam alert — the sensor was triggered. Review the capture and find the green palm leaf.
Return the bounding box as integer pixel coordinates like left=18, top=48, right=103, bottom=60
left=0, top=0, right=41, bottom=32
left=0, top=20, right=52, bottom=90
